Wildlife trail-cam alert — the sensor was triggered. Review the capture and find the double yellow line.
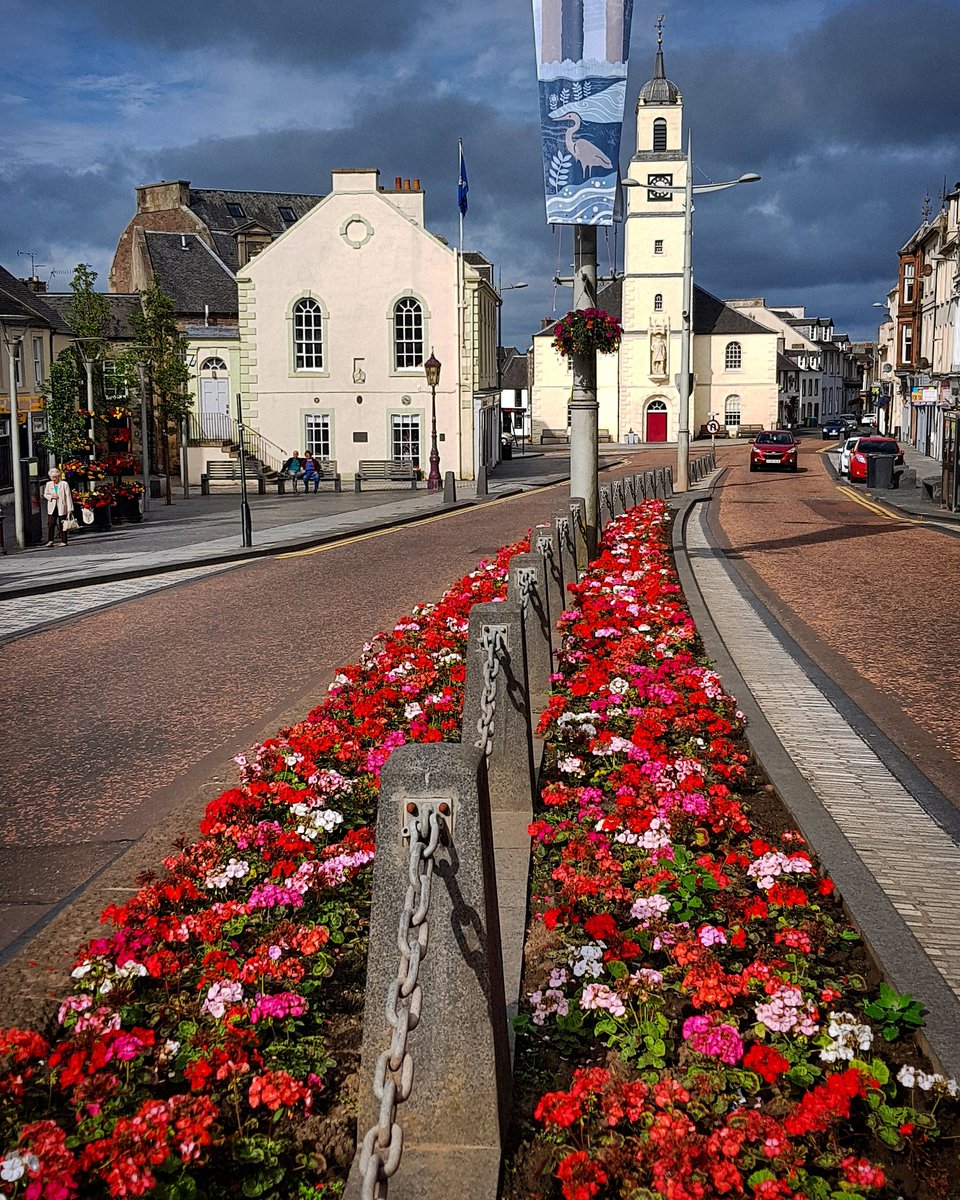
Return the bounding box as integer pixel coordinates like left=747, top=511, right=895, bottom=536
left=276, top=485, right=561, bottom=559
left=835, top=484, right=924, bottom=524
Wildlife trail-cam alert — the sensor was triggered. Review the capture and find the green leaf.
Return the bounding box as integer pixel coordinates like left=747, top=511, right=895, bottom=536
left=607, top=959, right=629, bottom=979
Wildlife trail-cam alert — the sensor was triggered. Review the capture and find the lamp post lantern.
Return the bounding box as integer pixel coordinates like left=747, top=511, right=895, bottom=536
left=424, top=352, right=442, bottom=492
left=622, top=156, right=760, bottom=491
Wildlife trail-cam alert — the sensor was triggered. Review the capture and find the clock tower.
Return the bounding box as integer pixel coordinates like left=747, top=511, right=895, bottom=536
left=620, top=21, right=687, bottom=442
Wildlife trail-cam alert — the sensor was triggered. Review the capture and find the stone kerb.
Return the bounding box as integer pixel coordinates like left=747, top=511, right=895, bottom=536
left=534, top=522, right=565, bottom=653
left=461, top=600, right=536, bottom=816
left=508, top=552, right=552, bottom=728
left=347, top=744, right=510, bottom=1200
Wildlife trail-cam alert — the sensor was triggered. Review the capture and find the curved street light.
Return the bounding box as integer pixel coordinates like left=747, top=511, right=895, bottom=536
left=622, top=150, right=760, bottom=491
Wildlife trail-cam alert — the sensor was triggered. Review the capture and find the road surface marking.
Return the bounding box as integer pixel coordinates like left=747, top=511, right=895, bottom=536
left=835, top=485, right=923, bottom=524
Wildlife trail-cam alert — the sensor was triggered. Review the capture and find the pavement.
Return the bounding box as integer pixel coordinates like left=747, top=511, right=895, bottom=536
left=673, top=448, right=960, bottom=1079
left=0, top=450, right=579, bottom=600
left=821, top=433, right=960, bottom=526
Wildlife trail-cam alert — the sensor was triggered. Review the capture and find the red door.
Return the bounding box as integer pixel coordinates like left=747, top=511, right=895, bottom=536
left=646, top=410, right=668, bottom=442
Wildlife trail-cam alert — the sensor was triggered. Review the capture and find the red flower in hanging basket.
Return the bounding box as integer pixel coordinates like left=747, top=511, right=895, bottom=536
left=552, top=308, right=622, bottom=359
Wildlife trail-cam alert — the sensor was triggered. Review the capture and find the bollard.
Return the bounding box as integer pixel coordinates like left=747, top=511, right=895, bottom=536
left=569, top=496, right=588, bottom=570
left=443, top=470, right=457, bottom=503
left=476, top=464, right=488, bottom=497
left=462, top=600, right=535, bottom=815
left=534, top=522, right=566, bottom=652
left=347, top=743, right=510, bottom=1200
left=508, top=552, right=552, bottom=727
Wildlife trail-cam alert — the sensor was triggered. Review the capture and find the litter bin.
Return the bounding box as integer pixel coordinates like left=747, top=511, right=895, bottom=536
left=501, top=439, right=513, bottom=460
left=866, top=454, right=894, bottom=489
left=20, top=458, right=44, bottom=545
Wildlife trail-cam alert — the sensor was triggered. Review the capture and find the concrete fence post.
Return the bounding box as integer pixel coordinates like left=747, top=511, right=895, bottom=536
left=569, top=496, right=588, bottom=570
left=613, top=477, right=626, bottom=516
left=347, top=743, right=510, bottom=1200
left=643, top=469, right=656, bottom=499
left=462, top=600, right=535, bottom=815
left=508, top=551, right=552, bottom=727
left=554, top=513, right=579, bottom=599
left=599, top=482, right=615, bottom=527
left=665, top=466, right=674, bottom=496
left=534, top=522, right=566, bottom=651
left=626, top=474, right=638, bottom=507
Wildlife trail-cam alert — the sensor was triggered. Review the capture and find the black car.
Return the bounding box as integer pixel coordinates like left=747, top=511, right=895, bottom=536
left=821, top=416, right=846, bottom=440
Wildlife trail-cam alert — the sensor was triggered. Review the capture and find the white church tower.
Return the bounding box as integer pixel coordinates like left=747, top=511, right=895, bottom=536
left=621, top=21, right=687, bottom=442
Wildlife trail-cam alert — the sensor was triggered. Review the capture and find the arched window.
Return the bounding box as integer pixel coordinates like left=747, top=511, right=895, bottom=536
left=652, top=118, right=667, bottom=152
left=200, top=356, right=227, bottom=373
left=725, top=341, right=742, bottom=370
left=394, top=297, right=424, bottom=369
left=724, top=395, right=742, bottom=426
left=653, top=293, right=663, bottom=311
left=293, top=298, right=323, bottom=370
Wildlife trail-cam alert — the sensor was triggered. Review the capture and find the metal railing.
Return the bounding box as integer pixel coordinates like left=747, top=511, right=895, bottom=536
left=187, top=413, right=288, bottom=475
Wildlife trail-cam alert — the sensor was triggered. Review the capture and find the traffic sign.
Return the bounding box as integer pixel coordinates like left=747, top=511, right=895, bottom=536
left=706, top=419, right=720, bottom=435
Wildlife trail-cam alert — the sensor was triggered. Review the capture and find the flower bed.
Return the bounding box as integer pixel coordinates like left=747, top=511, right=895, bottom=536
left=0, top=538, right=527, bottom=1199
left=505, top=502, right=958, bottom=1200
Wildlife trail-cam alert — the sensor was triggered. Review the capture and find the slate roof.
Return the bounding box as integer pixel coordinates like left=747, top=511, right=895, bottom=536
left=0, top=266, right=74, bottom=333
left=692, top=287, right=772, bottom=337
left=187, top=188, right=321, bottom=272
left=43, top=292, right=142, bottom=340
left=777, top=352, right=799, bottom=373
left=143, top=233, right=238, bottom=315
left=501, top=350, right=529, bottom=391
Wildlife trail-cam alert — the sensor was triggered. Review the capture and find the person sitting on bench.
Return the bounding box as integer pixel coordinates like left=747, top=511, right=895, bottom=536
left=283, top=452, right=305, bottom=492
left=302, top=452, right=321, bottom=493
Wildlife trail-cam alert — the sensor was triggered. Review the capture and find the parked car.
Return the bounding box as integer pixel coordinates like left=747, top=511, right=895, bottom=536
left=848, top=436, right=904, bottom=485
left=860, top=411, right=878, bottom=427
left=749, top=430, right=799, bottom=472
left=839, top=413, right=859, bottom=433
left=821, top=416, right=847, bottom=440
left=838, top=436, right=860, bottom=476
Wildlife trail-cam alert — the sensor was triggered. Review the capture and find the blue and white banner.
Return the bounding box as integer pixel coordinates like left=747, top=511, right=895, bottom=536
left=532, top=0, right=634, bottom=225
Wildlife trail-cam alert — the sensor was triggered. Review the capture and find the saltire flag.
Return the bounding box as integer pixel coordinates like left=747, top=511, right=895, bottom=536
left=532, top=0, right=635, bottom=226
left=458, top=142, right=469, bottom=217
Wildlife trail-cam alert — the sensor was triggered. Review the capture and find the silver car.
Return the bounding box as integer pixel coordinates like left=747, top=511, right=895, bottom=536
left=838, top=436, right=859, bottom=476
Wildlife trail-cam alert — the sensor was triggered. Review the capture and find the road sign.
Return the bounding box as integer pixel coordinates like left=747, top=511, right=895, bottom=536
left=706, top=419, right=720, bottom=435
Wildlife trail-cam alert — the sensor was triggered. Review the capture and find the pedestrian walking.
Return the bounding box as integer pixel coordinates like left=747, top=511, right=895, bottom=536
left=43, top=468, right=75, bottom=547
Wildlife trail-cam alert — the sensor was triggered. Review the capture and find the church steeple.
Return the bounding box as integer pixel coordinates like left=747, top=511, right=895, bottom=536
left=638, top=15, right=681, bottom=106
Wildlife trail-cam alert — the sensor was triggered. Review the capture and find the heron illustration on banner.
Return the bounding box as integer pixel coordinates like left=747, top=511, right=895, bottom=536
left=532, top=0, right=635, bottom=225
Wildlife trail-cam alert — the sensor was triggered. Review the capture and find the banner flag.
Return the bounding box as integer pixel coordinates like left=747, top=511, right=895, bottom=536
left=531, top=0, right=634, bottom=226
left=458, top=142, right=469, bottom=217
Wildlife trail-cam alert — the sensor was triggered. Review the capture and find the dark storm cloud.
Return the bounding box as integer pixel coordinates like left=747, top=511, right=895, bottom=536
left=43, top=0, right=427, bottom=67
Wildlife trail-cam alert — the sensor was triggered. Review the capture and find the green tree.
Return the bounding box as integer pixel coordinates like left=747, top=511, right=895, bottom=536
left=39, top=356, right=89, bottom=464
left=66, top=264, right=113, bottom=453
left=127, top=284, right=193, bottom=505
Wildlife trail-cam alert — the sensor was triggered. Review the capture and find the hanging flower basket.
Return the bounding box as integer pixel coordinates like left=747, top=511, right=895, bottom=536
left=552, top=308, right=623, bottom=359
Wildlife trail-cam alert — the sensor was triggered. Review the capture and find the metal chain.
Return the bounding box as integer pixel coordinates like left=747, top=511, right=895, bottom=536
left=556, top=515, right=572, bottom=556
left=359, top=803, right=446, bottom=1200
left=474, top=625, right=504, bottom=757
left=536, top=533, right=554, bottom=564
left=514, top=566, right=536, bottom=615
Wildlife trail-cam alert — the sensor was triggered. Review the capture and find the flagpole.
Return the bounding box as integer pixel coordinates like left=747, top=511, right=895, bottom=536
left=457, top=138, right=465, bottom=479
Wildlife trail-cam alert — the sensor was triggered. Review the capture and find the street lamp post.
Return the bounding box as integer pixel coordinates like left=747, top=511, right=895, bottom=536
left=1, top=321, right=26, bottom=549
left=623, top=147, right=759, bottom=491
left=424, top=352, right=442, bottom=492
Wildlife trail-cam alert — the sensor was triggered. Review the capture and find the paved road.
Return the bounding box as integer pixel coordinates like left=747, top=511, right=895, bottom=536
left=711, top=437, right=960, bottom=811
left=0, top=452, right=675, bottom=969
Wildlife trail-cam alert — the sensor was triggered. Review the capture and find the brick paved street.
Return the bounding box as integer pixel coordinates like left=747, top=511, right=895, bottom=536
left=710, top=437, right=960, bottom=812
left=0, top=450, right=674, bottom=982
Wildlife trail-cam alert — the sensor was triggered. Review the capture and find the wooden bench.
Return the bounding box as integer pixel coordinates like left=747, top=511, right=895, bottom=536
left=354, top=459, right=418, bottom=491
left=737, top=424, right=764, bottom=439
left=276, top=459, right=341, bottom=494
left=200, top=460, right=265, bottom=494
left=699, top=424, right=730, bottom=438
left=540, top=431, right=570, bottom=445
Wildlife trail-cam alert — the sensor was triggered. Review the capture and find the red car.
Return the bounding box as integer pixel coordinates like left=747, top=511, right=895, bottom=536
left=749, top=430, right=798, bottom=472
left=848, top=436, right=904, bottom=484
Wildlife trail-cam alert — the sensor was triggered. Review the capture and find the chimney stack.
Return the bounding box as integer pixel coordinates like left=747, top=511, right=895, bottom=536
left=394, top=176, right=402, bottom=189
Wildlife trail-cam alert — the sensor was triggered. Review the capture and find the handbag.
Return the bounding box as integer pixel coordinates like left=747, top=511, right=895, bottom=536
left=81, top=508, right=94, bottom=525
left=62, top=516, right=80, bottom=532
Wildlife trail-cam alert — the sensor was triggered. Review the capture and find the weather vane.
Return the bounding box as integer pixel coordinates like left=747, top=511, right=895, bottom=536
left=656, top=14, right=665, bottom=46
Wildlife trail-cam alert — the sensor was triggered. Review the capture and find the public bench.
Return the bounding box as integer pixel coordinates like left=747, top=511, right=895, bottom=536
left=276, top=458, right=341, bottom=494
left=354, top=459, right=418, bottom=491
left=699, top=424, right=730, bottom=438
left=737, top=424, right=764, bottom=439
left=200, top=460, right=265, bottom=494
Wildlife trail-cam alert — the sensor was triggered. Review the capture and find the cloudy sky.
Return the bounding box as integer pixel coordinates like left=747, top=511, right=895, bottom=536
left=3, top=0, right=959, bottom=347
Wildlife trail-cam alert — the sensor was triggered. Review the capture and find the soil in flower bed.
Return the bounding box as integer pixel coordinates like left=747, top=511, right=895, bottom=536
left=502, top=502, right=959, bottom=1200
